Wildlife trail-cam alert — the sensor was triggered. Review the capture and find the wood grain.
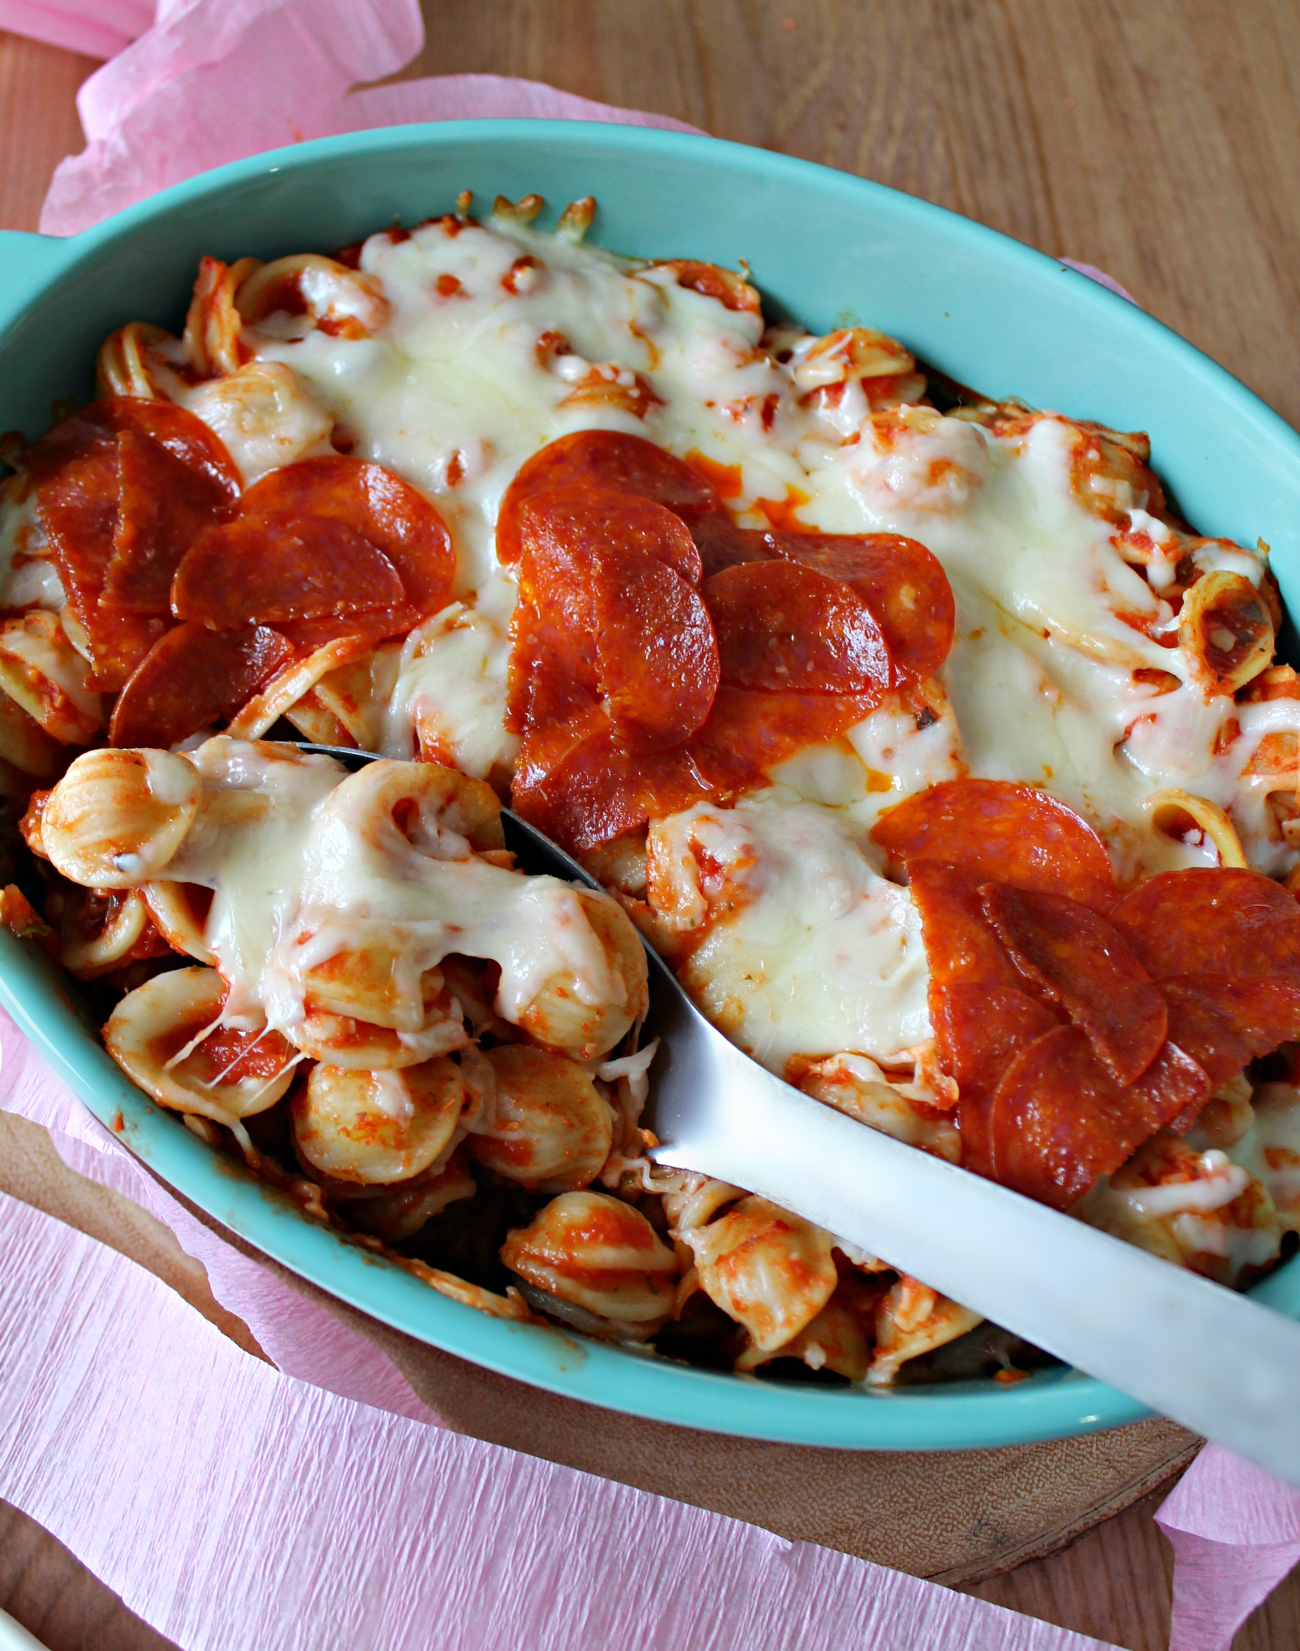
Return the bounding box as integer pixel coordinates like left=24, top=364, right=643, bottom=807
left=0, top=30, right=92, bottom=233
left=409, top=0, right=1300, bottom=432
left=3, top=6, right=1300, bottom=1647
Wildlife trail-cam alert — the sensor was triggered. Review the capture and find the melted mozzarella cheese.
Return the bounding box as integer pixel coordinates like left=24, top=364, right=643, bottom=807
left=159, top=212, right=1300, bottom=1078
left=648, top=794, right=929, bottom=1074
left=215, top=212, right=1292, bottom=881
left=381, top=593, right=519, bottom=780
left=165, top=739, right=613, bottom=1037
left=0, top=482, right=63, bottom=611
left=173, top=361, right=336, bottom=485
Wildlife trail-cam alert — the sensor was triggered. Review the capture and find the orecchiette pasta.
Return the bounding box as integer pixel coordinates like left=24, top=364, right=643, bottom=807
left=464, top=1043, right=614, bottom=1192
left=0, top=610, right=103, bottom=745
left=677, top=1195, right=839, bottom=1354
left=105, top=966, right=296, bottom=1123
left=38, top=748, right=200, bottom=887
left=500, top=1190, right=679, bottom=1329
left=866, top=1278, right=983, bottom=1386
left=339, top=1148, right=477, bottom=1243
left=291, top=1057, right=465, bottom=1184
left=514, top=887, right=647, bottom=1060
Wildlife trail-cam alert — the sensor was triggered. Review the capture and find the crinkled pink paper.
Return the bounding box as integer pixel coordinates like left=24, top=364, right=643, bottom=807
left=0, top=1149, right=1119, bottom=1650
left=0, top=0, right=1296, bottom=1643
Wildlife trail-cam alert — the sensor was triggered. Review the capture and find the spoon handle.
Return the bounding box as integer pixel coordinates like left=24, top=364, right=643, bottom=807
left=646, top=984, right=1300, bottom=1484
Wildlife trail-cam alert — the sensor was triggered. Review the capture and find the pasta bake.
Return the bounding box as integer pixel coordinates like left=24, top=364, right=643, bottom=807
left=2, top=191, right=1299, bottom=1388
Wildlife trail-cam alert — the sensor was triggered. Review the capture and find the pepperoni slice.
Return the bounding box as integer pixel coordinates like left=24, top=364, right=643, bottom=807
left=515, top=486, right=717, bottom=760
left=512, top=685, right=880, bottom=851
left=690, top=686, right=880, bottom=796
left=934, top=982, right=1060, bottom=1086
left=497, top=431, right=720, bottom=567
left=519, top=483, right=702, bottom=592
left=988, top=1024, right=1209, bottom=1210
left=173, top=512, right=406, bottom=628
left=102, top=429, right=235, bottom=614
left=109, top=622, right=294, bottom=748
left=981, top=883, right=1167, bottom=1086
left=692, top=511, right=774, bottom=578
left=691, top=519, right=955, bottom=683
left=872, top=779, right=1117, bottom=910
left=36, top=442, right=167, bottom=689
left=29, top=400, right=241, bottom=689
left=702, top=561, right=892, bottom=695
left=172, top=456, right=453, bottom=633
left=932, top=981, right=1059, bottom=1173
left=1110, top=867, right=1300, bottom=983
left=25, top=398, right=240, bottom=498
left=765, top=532, right=955, bottom=683
left=907, top=861, right=1019, bottom=988
left=598, top=553, right=719, bottom=753
left=1161, top=975, right=1300, bottom=1089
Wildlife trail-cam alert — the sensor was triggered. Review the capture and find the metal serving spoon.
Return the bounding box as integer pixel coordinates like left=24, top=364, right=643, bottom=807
left=288, top=743, right=1300, bottom=1480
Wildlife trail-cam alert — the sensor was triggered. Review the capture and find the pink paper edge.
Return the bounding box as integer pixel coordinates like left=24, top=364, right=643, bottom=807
left=0, top=1189, right=1122, bottom=1651
left=0, top=1006, right=441, bottom=1426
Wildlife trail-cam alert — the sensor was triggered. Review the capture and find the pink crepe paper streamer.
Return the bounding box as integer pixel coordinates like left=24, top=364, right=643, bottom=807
left=36, top=0, right=698, bottom=237
left=1060, top=259, right=1138, bottom=304
left=0, top=0, right=152, bottom=61
left=1157, top=1446, right=1300, bottom=1651
left=0, top=1190, right=1118, bottom=1651
left=0, top=1005, right=440, bottom=1427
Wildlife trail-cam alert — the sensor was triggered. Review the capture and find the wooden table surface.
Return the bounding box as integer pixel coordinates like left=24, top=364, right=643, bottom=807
left=2, top=5, right=1300, bottom=1648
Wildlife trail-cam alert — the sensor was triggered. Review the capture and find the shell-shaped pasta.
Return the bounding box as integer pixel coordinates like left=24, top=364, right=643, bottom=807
left=465, top=1044, right=613, bottom=1192
left=0, top=688, right=61, bottom=777
left=799, top=1053, right=961, bottom=1162
left=0, top=610, right=103, bottom=744
left=300, top=944, right=447, bottom=1033
left=866, top=1277, right=983, bottom=1384
left=291, top=1056, right=465, bottom=1185
left=309, top=644, right=402, bottom=751
left=95, top=321, right=174, bottom=400
left=1078, top=1131, right=1281, bottom=1286
left=340, top=1148, right=477, bottom=1242
left=42, top=748, right=200, bottom=888
left=787, top=327, right=925, bottom=415
left=735, top=1294, right=873, bottom=1382
left=225, top=634, right=376, bottom=738
left=1178, top=570, right=1274, bottom=696
left=57, top=887, right=171, bottom=979
left=644, top=259, right=762, bottom=315
left=500, top=1189, right=678, bottom=1325
left=1236, top=1083, right=1300, bottom=1233
left=184, top=255, right=262, bottom=377
left=283, top=690, right=354, bottom=748
left=679, top=1195, right=839, bottom=1354
left=404, top=1257, right=531, bottom=1321
left=557, top=364, right=662, bottom=422
left=105, top=965, right=295, bottom=1121
left=178, top=361, right=335, bottom=488
left=142, top=881, right=217, bottom=965
left=514, top=887, right=648, bottom=1061
left=286, top=1001, right=468, bottom=1070
left=341, top=758, right=506, bottom=856
left=235, top=254, right=389, bottom=338
left=1145, top=789, right=1248, bottom=869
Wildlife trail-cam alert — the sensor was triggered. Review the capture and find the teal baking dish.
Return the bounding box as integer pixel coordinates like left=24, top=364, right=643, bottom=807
left=2, top=119, right=1298, bottom=1450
